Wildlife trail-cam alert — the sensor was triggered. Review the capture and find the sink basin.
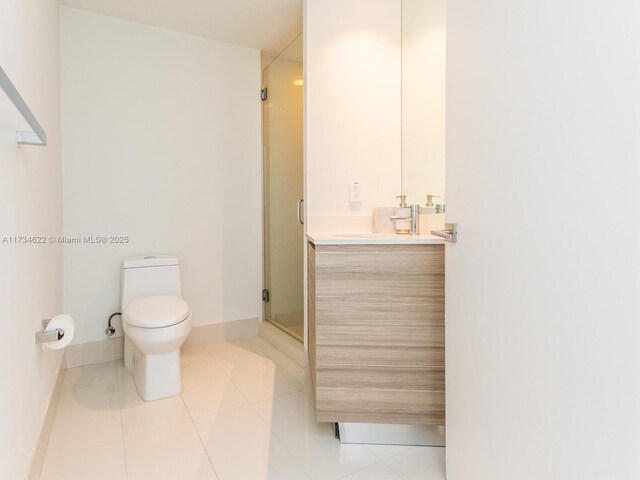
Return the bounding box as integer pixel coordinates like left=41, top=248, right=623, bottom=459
left=331, top=233, right=399, bottom=238
left=308, top=232, right=443, bottom=245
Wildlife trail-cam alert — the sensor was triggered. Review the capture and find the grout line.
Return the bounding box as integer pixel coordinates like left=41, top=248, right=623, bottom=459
left=181, top=342, right=310, bottom=478
left=177, top=391, right=204, bottom=424
left=115, top=365, right=129, bottom=480
left=245, top=401, right=312, bottom=480
left=217, top=367, right=255, bottom=406
left=191, top=417, right=221, bottom=480
left=42, top=439, right=125, bottom=463
left=61, top=361, right=118, bottom=393
left=336, top=461, right=390, bottom=480
left=178, top=393, right=190, bottom=418
left=119, top=418, right=195, bottom=442
left=179, top=360, right=250, bottom=423
left=379, top=446, right=446, bottom=480
left=379, top=458, right=407, bottom=480
left=246, top=392, right=316, bottom=479
left=270, top=431, right=313, bottom=480
left=59, top=379, right=119, bottom=395
left=214, top=354, right=300, bottom=405
left=200, top=349, right=263, bottom=404
left=248, top=388, right=303, bottom=407
left=43, top=382, right=123, bottom=461
left=365, top=444, right=412, bottom=462
left=121, top=439, right=129, bottom=480
left=186, top=402, right=251, bottom=424
left=179, top=395, right=197, bottom=420
left=201, top=340, right=261, bottom=362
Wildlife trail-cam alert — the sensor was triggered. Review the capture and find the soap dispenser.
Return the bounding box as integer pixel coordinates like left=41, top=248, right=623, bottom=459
left=392, top=195, right=411, bottom=235
left=424, top=194, right=442, bottom=214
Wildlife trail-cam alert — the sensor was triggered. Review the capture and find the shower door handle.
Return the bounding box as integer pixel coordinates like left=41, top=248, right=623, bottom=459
left=297, top=199, right=304, bottom=225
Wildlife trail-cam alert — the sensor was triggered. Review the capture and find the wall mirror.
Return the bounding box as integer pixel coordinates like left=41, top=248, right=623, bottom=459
left=401, top=0, right=446, bottom=208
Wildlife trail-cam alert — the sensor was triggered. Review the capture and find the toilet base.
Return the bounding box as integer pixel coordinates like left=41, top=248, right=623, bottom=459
left=132, top=348, right=182, bottom=401
left=122, top=315, right=191, bottom=402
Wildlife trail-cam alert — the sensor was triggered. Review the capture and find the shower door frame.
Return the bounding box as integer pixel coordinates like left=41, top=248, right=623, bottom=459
left=261, top=37, right=306, bottom=345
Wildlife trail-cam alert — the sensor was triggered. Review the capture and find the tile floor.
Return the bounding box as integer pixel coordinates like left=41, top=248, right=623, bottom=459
left=40, top=336, right=446, bottom=480
left=270, top=311, right=305, bottom=341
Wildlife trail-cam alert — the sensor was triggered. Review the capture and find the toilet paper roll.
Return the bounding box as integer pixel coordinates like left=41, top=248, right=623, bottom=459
left=43, top=314, right=75, bottom=350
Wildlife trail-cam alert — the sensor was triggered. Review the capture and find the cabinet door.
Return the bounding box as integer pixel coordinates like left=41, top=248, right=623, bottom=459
left=312, top=244, right=445, bottom=425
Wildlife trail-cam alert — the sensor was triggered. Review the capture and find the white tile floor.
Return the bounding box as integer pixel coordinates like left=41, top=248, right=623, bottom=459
left=40, top=336, right=446, bottom=480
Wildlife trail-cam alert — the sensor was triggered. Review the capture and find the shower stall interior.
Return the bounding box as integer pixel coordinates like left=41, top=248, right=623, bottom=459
left=262, top=34, right=304, bottom=341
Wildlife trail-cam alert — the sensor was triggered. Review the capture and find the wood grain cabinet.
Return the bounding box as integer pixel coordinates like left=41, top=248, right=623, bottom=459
left=307, top=241, right=445, bottom=425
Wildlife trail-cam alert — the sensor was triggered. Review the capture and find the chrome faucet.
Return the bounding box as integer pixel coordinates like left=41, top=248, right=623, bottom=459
left=390, top=204, right=420, bottom=235
left=409, top=204, right=420, bottom=235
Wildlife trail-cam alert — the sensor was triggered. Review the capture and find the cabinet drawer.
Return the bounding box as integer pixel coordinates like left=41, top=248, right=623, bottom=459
left=316, top=365, right=444, bottom=391
left=316, top=324, right=444, bottom=367
left=315, top=244, right=444, bottom=276
left=316, top=387, right=445, bottom=425
left=317, top=344, right=444, bottom=368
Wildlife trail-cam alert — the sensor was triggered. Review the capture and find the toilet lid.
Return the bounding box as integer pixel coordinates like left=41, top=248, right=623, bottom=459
left=124, top=295, right=190, bottom=328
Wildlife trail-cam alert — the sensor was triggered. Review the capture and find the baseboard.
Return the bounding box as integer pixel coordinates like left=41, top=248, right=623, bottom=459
left=26, top=360, right=66, bottom=480
left=259, top=320, right=306, bottom=368
left=64, top=318, right=259, bottom=369
left=337, top=422, right=446, bottom=447
left=183, top=318, right=259, bottom=346
left=64, top=336, right=123, bottom=369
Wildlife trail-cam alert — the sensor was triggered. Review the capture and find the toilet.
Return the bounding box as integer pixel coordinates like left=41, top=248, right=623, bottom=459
left=121, top=255, right=192, bottom=401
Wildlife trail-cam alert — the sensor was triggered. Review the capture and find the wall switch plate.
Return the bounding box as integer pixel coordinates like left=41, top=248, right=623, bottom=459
left=349, top=182, right=361, bottom=202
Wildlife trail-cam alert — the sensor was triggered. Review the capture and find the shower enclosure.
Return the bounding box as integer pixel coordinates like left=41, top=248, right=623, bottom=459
left=262, top=35, right=304, bottom=341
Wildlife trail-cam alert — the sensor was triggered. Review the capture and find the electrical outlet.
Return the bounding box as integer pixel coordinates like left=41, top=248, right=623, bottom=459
left=349, top=182, right=361, bottom=202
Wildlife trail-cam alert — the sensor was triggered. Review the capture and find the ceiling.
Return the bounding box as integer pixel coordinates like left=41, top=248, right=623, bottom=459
left=59, top=0, right=303, bottom=57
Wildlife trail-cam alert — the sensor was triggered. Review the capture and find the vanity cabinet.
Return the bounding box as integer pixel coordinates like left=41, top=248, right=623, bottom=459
left=307, top=241, right=445, bottom=425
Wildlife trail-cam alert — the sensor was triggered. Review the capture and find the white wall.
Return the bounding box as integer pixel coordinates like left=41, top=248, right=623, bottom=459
left=60, top=7, right=262, bottom=344
left=401, top=0, right=446, bottom=206
left=446, top=0, right=640, bottom=479
left=0, top=1, right=63, bottom=478
left=305, top=0, right=402, bottom=233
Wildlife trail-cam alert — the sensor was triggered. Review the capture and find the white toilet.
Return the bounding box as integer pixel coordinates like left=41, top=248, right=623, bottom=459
left=121, top=255, right=192, bottom=401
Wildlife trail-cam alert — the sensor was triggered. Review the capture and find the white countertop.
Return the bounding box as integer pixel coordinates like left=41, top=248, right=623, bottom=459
left=306, top=232, right=445, bottom=245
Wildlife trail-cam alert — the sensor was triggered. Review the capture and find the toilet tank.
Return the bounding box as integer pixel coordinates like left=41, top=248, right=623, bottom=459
left=121, top=255, right=182, bottom=309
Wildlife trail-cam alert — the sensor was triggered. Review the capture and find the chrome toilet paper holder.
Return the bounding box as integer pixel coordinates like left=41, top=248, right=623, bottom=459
left=35, top=319, right=65, bottom=344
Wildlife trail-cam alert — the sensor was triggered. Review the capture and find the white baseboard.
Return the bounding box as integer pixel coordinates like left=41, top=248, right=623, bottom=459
left=64, top=336, right=123, bottom=369
left=337, top=423, right=446, bottom=447
left=183, top=318, right=259, bottom=346
left=259, top=320, right=306, bottom=368
left=27, top=361, right=66, bottom=480
left=65, top=318, right=260, bottom=368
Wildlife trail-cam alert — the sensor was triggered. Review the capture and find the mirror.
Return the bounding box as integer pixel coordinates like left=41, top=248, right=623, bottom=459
left=401, top=0, right=446, bottom=208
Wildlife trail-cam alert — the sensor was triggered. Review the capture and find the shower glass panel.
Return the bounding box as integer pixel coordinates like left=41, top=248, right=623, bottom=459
left=262, top=35, right=304, bottom=342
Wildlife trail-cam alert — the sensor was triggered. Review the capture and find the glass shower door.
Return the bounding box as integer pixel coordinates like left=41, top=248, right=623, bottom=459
left=262, top=35, right=304, bottom=341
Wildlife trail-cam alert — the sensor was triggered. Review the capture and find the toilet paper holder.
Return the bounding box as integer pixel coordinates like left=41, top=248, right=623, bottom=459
left=35, top=319, right=65, bottom=344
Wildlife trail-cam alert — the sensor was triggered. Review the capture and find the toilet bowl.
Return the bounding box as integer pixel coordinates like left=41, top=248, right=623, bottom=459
left=121, top=255, right=192, bottom=401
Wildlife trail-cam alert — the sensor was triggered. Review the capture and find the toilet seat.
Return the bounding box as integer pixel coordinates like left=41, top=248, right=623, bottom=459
left=124, top=295, right=190, bottom=328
